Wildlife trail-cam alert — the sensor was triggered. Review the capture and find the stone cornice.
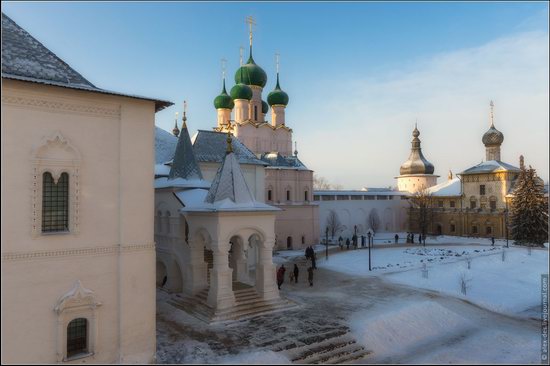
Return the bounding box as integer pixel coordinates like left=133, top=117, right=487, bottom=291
left=1, top=243, right=155, bottom=262
left=2, top=94, right=121, bottom=119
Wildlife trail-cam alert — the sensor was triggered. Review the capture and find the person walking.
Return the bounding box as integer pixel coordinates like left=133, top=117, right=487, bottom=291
left=346, top=238, right=350, bottom=250
left=394, top=234, right=399, bottom=244
left=277, top=265, right=286, bottom=290
left=422, top=234, right=426, bottom=246
left=411, top=233, right=415, bottom=244
left=491, top=236, right=495, bottom=246
left=311, top=251, right=317, bottom=269
left=307, top=266, right=314, bottom=286
left=293, top=264, right=299, bottom=283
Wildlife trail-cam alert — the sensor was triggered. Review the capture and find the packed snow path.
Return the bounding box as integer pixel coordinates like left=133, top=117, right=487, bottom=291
left=157, top=248, right=543, bottom=363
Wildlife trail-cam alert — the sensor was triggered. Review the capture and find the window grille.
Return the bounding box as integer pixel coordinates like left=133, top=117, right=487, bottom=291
left=42, top=172, right=69, bottom=233
left=67, top=318, right=87, bottom=358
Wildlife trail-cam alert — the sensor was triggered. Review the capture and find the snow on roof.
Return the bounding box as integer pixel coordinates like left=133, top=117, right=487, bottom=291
left=192, top=130, right=266, bottom=166
left=427, top=178, right=461, bottom=196
left=155, top=163, right=171, bottom=177
left=155, top=177, right=210, bottom=190
left=155, top=127, right=178, bottom=164
left=459, top=160, right=520, bottom=175
left=314, top=190, right=408, bottom=196
left=205, top=151, right=256, bottom=205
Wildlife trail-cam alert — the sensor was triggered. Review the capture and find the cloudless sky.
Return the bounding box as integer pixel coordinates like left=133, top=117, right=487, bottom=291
left=3, top=1, right=548, bottom=188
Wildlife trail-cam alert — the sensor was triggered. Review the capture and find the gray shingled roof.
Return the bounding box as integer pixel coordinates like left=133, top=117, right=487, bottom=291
left=192, top=130, right=266, bottom=166
left=1, top=13, right=172, bottom=112
left=169, top=124, right=203, bottom=180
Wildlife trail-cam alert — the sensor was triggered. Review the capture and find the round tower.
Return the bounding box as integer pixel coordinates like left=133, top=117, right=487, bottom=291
left=267, top=72, right=289, bottom=127
left=396, top=124, right=438, bottom=193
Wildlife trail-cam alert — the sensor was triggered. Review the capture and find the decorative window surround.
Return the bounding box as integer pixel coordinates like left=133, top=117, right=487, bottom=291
left=54, top=280, right=101, bottom=362
left=31, top=131, right=81, bottom=237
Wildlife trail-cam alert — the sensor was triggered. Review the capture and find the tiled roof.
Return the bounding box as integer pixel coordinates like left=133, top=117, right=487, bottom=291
left=192, top=130, right=266, bottom=166
left=1, top=13, right=172, bottom=112
left=168, top=124, right=203, bottom=181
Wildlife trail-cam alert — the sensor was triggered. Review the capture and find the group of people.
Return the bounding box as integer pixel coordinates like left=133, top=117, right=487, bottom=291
left=406, top=232, right=426, bottom=244
left=276, top=245, right=317, bottom=290
left=337, top=234, right=364, bottom=250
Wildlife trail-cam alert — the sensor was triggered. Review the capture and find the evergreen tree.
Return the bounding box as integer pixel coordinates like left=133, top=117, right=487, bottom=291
left=509, top=162, right=548, bottom=246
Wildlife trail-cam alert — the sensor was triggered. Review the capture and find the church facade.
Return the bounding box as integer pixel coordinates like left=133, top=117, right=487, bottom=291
left=404, top=102, right=528, bottom=239
left=156, top=27, right=319, bottom=250
left=1, top=13, right=171, bottom=363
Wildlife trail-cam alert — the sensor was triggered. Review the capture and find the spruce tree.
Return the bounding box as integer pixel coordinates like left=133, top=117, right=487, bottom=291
left=509, top=163, right=548, bottom=246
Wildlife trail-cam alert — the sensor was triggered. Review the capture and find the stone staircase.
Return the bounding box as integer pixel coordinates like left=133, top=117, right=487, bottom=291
left=254, top=326, right=370, bottom=364
left=168, top=283, right=298, bottom=323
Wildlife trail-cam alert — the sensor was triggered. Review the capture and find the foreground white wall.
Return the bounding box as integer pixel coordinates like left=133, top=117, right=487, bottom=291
left=1, top=80, right=157, bottom=363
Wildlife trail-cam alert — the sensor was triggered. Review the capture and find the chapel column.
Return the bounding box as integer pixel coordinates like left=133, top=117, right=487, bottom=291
left=183, top=239, right=208, bottom=295
left=255, top=237, right=280, bottom=301
left=207, top=242, right=236, bottom=309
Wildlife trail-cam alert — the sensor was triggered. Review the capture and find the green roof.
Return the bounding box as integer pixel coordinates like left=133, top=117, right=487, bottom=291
left=267, top=73, right=289, bottom=106
left=213, top=79, right=234, bottom=109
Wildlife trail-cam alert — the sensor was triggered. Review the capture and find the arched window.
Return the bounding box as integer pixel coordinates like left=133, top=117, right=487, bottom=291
left=268, top=190, right=272, bottom=201
left=42, top=172, right=69, bottom=233
left=470, top=196, right=477, bottom=209
left=254, top=105, right=258, bottom=121
left=165, top=211, right=171, bottom=234
left=286, top=190, right=291, bottom=201
left=67, top=318, right=87, bottom=358
left=304, top=190, right=309, bottom=202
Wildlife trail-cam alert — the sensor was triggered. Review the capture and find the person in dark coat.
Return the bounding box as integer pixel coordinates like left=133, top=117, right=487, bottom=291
left=394, top=234, right=399, bottom=244
left=277, top=265, right=286, bottom=290
left=293, top=264, right=299, bottom=283
left=307, top=266, right=314, bottom=286
left=346, top=238, right=350, bottom=250
left=491, top=237, right=495, bottom=246
left=311, top=251, right=317, bottom=269
left=411, top=233, right=415, bottom=243
left=305, top=246, right=310, bottom=260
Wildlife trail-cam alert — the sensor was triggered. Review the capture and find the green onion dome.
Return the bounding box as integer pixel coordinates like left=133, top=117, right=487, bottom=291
left=213, top=79, right=234, bottom=110
left=230, top=82, right=253, bottom=101
left=267, top=74, right=289, bottom=106
left=262, top=100, right=269, bottom=114
left=235, top=49, right=268, bottom=88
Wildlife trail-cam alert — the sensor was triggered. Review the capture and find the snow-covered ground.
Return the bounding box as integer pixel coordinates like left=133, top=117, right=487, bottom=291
left=315, top=242, right=548, bottom=317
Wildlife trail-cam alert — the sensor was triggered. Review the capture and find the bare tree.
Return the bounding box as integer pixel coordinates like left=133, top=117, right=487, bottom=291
left=314, top=174, right=344, bottom=190
left=368, top=208, right=381, bottom=234
left=408, top=187, right=434, bottom=240
left=325, top=210, right=343, bottom=240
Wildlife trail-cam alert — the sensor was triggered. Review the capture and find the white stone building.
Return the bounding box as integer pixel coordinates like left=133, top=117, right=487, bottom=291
left=1, top=13, right=171, bottom=363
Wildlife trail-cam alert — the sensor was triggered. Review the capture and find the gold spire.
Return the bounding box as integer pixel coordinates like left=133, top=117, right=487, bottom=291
left=246, top=15, right=256, bottom=48
left=172, top=112, right=180, bottom=137
left=182, top=100, right=187, bottom=129
left=489, top=100, right=495, bottom=127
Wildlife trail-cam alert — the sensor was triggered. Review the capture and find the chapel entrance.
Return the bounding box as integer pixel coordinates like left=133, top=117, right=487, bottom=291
left=287, top=236, right=293, bottom=249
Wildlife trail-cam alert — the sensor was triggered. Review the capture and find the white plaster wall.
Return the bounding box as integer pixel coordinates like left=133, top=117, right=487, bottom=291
left=1, top=80, right=156, bottom=363
left=316, top=195, right=409, bottom=238
left=397, top=174, right=438, bottom=193
left=198, top=162, right=265, bottom=202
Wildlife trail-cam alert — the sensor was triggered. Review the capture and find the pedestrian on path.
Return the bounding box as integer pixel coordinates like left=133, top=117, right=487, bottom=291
left=346, top=238, right=350, bottom=250
left=308, top=266, right=314, bottom=287
left=311, top=252, right=317, bottom=270
left=277, top=265, right=286, bottom=290
left=293, top=264, right=299, bottom=284
left=491, top=237, right=495, bottom=246
left=394, top=234, right=399, bottom=244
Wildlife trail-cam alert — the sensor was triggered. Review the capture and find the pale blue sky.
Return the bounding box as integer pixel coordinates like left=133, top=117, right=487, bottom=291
left=3, top=2, right=548, bottom=188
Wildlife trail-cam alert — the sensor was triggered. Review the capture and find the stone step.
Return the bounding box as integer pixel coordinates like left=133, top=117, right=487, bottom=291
left=212, top=300, right=297, bottom=322
left=290, top=335, right=356, bottom=362
left=216, top=298, right=290, bottom=316
left=311, top=343, right=367, bottom=364
left=330, top=348, right=371, bottom=364
left=271, top=328, right=349, bottom=352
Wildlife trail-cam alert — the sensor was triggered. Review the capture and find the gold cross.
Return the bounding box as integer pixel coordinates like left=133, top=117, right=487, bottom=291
left=275, top=52, right=280, bottom=73
left=221, top=58, right=227, bottom=79
left=490, top=100, right=494, bottom=126
left=246, top=16, right=256, bottom=46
